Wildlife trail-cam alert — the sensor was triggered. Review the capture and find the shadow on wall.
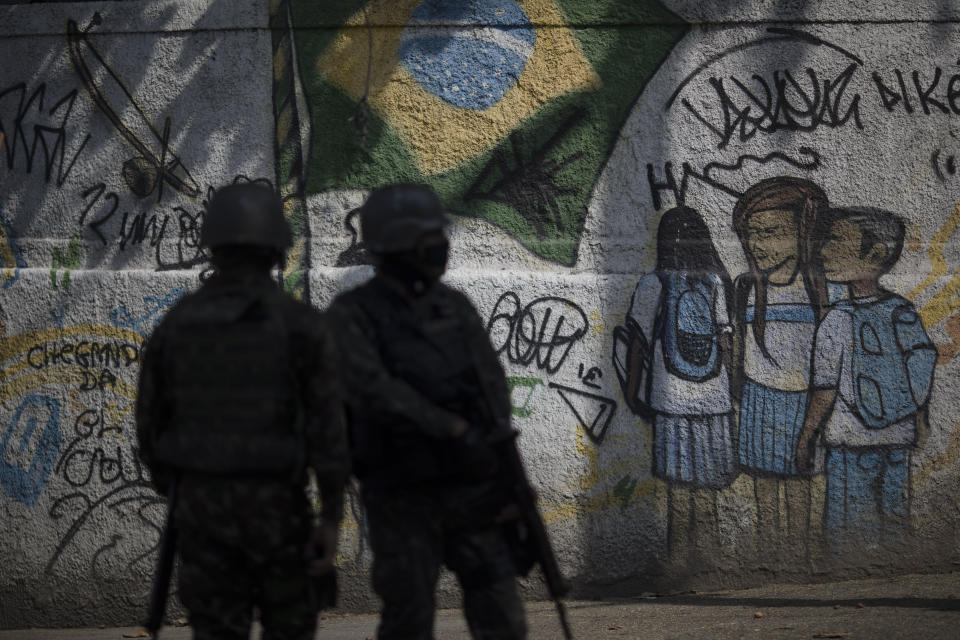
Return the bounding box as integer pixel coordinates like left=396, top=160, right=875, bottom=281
left=0, top=0, right=273, bottom=627
left=0, top=0, right=274, bottom=278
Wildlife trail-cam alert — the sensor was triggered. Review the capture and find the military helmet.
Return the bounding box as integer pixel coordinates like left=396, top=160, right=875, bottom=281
left=201, top=182, right=292, bottom=250
left=360, top=183, right=449, bottom=254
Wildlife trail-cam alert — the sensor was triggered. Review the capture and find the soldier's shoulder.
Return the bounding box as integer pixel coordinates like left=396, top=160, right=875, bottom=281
left=329, top=279, right=379, bottom=311
left=438, top=283, right=481, bottom=315
left=148, top=288, right=203, bottom=333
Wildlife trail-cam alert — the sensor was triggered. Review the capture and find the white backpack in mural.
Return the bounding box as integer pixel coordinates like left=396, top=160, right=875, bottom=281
left=612, top=272, right=722, bottom=417
left=838, top=295, right=936, bottom=429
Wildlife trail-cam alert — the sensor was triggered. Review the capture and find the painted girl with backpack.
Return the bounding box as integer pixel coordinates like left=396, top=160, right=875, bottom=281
left=613, top=206, right=736, bottom=560
left=732, top=177, right=844, bottom=557
left=797, top=207, right=934, bottom=553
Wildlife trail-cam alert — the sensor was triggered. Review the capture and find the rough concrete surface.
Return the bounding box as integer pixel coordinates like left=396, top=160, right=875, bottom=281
left=5, top=0, right=960, bottom=628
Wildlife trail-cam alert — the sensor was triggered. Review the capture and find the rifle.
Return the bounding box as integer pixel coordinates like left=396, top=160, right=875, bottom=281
left=495, top=433, right=574, bottom=640
left=146, top=482, right=178, bottom=638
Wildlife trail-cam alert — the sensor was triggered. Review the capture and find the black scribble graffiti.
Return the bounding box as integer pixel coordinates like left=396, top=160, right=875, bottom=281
left=681, top=64, right=864, bottom=150
left=702, top=147, right=822, bottom=181
left=486, top=291, right=588, bottom=375
left=77, top=181, right=209, bottom=270
left=665, top=27, right=864, bottom=110
left=577, top=362, right=603, bottom=389
left=465, top=108, right=587, bottom=239
left=665, top=28, right=865, bottom=150
left=45, top=406, right=163, bottom=579
left=646, top=147, right=821, bottom=210
left=932, top=149, right=957, bottom=182
left=549, top=382, right=617, bottom=444
left=67, top=15, right=199, bottom=201
left=577, top=363, right=603, bottom=389
left=335, top=207, right=371, bottom=266
left=873, top=67, right=960, bottom=116
left=0, top=82, right=90, bottom=187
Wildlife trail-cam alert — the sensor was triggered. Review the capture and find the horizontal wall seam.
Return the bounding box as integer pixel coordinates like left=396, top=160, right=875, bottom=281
left=4, top=19, right=960, bottom=39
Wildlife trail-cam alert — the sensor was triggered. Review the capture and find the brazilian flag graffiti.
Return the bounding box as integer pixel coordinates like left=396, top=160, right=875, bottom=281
left=279, top=0, right=686, bottom=266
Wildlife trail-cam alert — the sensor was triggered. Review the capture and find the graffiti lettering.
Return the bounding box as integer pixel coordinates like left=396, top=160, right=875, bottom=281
left=680, top=64, right=863, bottom=149
left=45, top=404, right=159, bottom=577
left=578, top=364, right=603, bottom=389
left=77, top=182, right=208, bottom=269
left=118, top=209, right=169, bottom=251
left=486, top=291, right=588, bottom=375
left=26, top=339, right=140, bottom=370
left=873, top=67, right=960, bottom=116
left=57, top=408, right=145, bottom=490
left=0, top=82, right=90, bottom=187
left=78, top=368, right=118, bottom=392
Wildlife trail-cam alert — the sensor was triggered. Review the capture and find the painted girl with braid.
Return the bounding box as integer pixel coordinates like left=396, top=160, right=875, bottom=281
left=732, top=176, right=844, bottom=556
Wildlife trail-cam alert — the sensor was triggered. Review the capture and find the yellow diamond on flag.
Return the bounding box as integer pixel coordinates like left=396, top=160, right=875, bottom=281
left=317, top=0, right=601, bottom=175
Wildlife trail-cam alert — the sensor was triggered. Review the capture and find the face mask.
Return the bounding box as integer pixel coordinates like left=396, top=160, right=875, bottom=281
left=418, top=240, right=449, bottom=272
left=377, top=238, right=449, bottom=295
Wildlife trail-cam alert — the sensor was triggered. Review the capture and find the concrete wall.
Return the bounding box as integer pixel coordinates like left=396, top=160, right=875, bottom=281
left=3, top=0, right=960, bottom=628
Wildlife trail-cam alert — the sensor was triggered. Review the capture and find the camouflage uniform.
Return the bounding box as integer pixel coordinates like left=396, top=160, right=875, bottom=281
left=328, top=275, right=526, bottom=640
left=137, top=269, right=348, bottom=640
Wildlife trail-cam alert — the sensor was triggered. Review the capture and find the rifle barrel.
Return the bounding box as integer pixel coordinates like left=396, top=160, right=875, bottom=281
left=556, top=598, right=574, bottom=640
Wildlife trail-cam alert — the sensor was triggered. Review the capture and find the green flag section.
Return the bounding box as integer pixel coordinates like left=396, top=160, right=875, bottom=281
left=290, top=0, right=687, bottom=265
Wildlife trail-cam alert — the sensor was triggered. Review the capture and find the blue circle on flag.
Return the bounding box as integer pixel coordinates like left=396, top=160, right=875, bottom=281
left=400, top=0, right=536, bottom=110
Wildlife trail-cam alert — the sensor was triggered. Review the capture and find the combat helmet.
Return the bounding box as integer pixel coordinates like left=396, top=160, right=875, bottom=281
left=201, top=182, right=292, bottom=250
left=360, top=183, right=449, bottom=254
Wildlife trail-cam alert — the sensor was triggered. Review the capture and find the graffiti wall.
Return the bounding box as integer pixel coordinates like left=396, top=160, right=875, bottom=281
left=4, top=0, right=960, bottom=628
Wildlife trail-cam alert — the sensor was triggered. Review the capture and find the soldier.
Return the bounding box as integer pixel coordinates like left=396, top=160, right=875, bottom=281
left=135, top=181, right=348, bottom=640
left=328, top=184, right=528, bottom=640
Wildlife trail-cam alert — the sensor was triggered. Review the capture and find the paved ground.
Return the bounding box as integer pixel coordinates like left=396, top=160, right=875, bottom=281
left=2, top=572, right=960, bottom=639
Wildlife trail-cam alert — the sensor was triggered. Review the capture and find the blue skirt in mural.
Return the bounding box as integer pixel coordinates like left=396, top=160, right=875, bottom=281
left=738, top=378, right=808, bottom=476
left=653, top=413, right=736, bottom=488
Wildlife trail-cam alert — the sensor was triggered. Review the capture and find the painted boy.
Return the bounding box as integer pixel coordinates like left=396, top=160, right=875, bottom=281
left=797, top=207, right=935, bottom=550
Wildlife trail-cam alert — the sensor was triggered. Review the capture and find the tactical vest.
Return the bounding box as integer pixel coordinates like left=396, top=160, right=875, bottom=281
left=154, top=283, right=304, bottom=476
left=350, top=282, right=482, bottom=484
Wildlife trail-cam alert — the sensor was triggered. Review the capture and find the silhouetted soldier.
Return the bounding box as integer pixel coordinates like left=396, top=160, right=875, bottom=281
left=328, top=184, right=528, bottom=640
left=136, top=182, right=348, bottom=640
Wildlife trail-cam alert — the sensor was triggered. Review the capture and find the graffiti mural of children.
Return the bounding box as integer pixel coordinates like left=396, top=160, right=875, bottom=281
left=619, top=206, right=736, bottom=559
left=797, top=207, right=935, bottom=553
left=732, top=176, right=842, bottom=558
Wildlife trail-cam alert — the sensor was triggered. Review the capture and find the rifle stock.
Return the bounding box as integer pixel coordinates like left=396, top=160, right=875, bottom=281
left=497, top=435, right=574, bottom=640
left=146, top=482, right=178, bottom=638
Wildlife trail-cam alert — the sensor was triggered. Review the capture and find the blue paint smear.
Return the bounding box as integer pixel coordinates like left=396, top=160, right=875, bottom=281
left=110, top=287, right=184, bottom=337
left=0, top=395, right=62, bottom=508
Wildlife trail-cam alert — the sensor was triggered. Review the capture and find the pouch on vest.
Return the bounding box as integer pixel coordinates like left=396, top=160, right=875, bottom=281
left=842, top=295, right=936, bottom=429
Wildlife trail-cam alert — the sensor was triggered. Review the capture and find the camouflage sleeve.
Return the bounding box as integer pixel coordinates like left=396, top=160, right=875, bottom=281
left=327, top=296, right=464, bottom=439
left=303, top=312, right=349, bottom=523
left=134, top=321, right=171, bottom=493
